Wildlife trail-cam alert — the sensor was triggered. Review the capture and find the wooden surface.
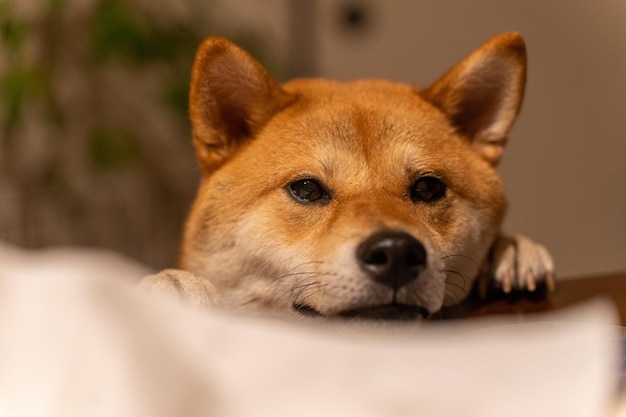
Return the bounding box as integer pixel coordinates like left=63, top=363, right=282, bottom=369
left=468, top=272, right=626, bottom=325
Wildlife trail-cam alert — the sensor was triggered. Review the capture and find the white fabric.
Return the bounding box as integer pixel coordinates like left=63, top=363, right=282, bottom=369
left=0, top=243, right=622, bottom=417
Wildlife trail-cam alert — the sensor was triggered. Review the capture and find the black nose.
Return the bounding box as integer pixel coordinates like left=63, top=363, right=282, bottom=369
left=357, top=231, right=427, bottom=289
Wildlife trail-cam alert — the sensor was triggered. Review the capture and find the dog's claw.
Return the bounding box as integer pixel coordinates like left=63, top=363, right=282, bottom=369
left=487, top=234, right=555, bottom=295
left=502, top=272, right=513, bottom=294
left=546, top=272, right=557, bottom=292
left=525, top=272, right=537, bottom=292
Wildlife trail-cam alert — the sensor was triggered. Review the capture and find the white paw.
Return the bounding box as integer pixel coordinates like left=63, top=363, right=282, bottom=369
left=485, top=234, right=556, bottom=295
left=139, top=269, right=218, bottom=308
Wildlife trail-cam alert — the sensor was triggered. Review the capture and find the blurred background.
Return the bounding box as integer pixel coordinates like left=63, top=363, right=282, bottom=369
left=1, top=0, right=625, bottom=278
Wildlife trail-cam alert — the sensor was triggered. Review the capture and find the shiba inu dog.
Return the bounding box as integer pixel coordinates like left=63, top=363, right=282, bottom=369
left=141, top=32, right=555, bottom=320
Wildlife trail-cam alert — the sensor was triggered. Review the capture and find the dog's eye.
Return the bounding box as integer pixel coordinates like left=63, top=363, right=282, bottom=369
left=410, top=176, right=446, bottom=203
left=287, top=178, right=330, bottom=204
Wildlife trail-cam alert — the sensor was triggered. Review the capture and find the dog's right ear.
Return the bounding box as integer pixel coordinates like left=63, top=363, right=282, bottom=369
left=189, top=37, right=294, bottom=174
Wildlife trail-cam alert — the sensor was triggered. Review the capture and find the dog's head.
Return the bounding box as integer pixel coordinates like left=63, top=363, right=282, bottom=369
left=181, top=33, right=526, bottom=319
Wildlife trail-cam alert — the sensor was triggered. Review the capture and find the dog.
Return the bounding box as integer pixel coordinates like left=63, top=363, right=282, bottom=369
left=141, top=32, right=555, bottom=320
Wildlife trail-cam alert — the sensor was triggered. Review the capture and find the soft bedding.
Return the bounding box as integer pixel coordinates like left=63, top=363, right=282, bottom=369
left=0, top=242, right=623, bottom=417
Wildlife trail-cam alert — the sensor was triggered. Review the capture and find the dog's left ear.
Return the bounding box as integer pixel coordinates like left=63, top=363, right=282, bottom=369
left=422, top=32, right=527, bottom=166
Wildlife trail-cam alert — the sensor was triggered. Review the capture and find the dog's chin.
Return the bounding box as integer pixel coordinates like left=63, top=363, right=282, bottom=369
left=293, top=303, right=428, bottom=321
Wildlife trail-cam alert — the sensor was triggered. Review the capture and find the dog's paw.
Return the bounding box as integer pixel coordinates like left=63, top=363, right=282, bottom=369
left=139, top=269, right=218, bottom=308
left=482, top=234, right=556, bottom=297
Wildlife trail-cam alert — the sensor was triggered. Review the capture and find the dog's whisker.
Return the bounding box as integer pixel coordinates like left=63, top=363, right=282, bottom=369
left=290, top=282, right=327, bottom=309
left=275, top=271, right=318, bottom=281
left=273, top=275, right=318, bottom=299
left=446, top=284, right=465, bottom=295
left=442, top=269, right=468, bottom=286
left=439, top=289, right=468, bottom=318
left=444, top=280, right=466, bottom=291
left=238, top=297, right=262, bottom=307
left=290, top=280, right=321, bottom=293
left=443, top=288, right=460, bottom=305
left=261, top=262, right=336, bottom=307
left=442, top=268, right=468, bottom=277
left=293, top=282, right=325, bottom=302
left=296, top=261, right=326, bottom=267
left=315, top=271, right=340, bottom=279
left=440, top=253, right=480, bottom=267
left=261, top=268, right=321, bottom=292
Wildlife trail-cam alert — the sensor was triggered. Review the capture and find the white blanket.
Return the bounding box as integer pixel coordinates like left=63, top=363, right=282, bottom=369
left=0, top=243, right=623, bottom=417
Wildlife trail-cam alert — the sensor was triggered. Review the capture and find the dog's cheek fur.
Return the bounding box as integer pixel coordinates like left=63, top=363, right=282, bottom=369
left=437, top=201, right=499, bottom=305
left=186, top=168, right=340, bottom=313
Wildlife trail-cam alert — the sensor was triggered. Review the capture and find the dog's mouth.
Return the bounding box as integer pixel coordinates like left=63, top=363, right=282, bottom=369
left=293, top=303, right=428, bottom=321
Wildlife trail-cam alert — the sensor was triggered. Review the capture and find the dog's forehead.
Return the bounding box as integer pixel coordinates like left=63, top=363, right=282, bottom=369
left=283, top=79, right=440, bottom=124
left=285, top=80, right=453, bottom=141
left=267, top=79, right=462, bottom=174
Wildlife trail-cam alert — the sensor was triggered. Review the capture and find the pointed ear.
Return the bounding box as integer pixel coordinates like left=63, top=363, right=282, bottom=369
left=421, top=32, right=527, bottom=166
left=189, top=36, right=295, bottom=174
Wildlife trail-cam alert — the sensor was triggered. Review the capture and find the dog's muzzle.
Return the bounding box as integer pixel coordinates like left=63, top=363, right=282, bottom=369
left=293, top=230, right=430, bottom=321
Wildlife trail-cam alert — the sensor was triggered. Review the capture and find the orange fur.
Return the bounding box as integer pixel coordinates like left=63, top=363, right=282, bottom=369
left=152, top=32, right=553, bottom=318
